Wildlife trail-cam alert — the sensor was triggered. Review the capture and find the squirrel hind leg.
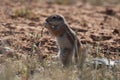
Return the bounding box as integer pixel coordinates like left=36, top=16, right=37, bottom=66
left=58, top=48, right=73, bottom=67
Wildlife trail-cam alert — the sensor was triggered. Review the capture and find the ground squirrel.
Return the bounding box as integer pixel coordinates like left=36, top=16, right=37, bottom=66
left=44, top=14, right=82, bottom=67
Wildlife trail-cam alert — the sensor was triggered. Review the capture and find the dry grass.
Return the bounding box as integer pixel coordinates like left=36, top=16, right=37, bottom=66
left=0, top=52, right=120, bottom=80
left=10, top=7, right=39, bottom=22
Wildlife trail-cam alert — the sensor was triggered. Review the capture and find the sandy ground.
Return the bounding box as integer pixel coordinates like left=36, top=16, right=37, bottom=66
left=0, top=0, right=120, bottom=60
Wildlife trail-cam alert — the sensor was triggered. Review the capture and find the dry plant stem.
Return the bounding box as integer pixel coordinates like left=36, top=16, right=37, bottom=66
left=40, top=27, right=45, bottom=38
left=74, top=31, right=87, bottom=80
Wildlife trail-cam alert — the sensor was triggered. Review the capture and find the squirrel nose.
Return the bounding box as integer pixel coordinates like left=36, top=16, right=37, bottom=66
left=43, top=21, right=48, bottom=27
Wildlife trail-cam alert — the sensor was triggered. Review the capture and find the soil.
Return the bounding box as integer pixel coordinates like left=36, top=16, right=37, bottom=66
left=0, top=0, right=120, bottom=60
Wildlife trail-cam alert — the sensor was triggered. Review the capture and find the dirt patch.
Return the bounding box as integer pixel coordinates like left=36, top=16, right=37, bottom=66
left=0, top=0, right=120, bottom=60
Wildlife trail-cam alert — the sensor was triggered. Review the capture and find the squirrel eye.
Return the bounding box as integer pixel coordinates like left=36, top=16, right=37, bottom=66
left=52, top=16, right=56, bottom=19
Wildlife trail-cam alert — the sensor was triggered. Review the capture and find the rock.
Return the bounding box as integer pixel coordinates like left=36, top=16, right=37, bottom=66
left=100, top=8, right=116, bottom=16
left=112, top=29, right=119, bottom=35
left=86, top=58, right=120, bottom=69
left=90, top=34, right=112, bottom=41
left=0, top=46, right=15, bottom=57
left=0, top=46, right=14, bottom=54
left=28, top=22, right=36, bottom=26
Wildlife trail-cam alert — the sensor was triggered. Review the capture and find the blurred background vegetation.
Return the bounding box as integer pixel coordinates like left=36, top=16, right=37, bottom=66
left=45, top=0, right=120, bottom=5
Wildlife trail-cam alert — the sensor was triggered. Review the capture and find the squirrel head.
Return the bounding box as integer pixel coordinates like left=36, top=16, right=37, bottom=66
left=44, top=14, right=66, bottom=36
left=45, top=14, right=65, bottom=26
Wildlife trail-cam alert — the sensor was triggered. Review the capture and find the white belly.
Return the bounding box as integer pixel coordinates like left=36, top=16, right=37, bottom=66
left=56, top=34, right=72, bottom=49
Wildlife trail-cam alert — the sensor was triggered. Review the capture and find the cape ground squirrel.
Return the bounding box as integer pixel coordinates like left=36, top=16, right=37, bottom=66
left=44, top=14, right=82, bottom=67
